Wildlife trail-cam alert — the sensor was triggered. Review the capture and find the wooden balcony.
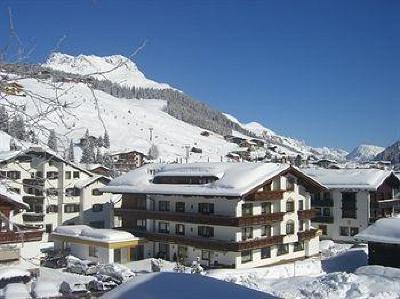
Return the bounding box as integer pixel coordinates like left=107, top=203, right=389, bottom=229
left=115, top=208, right=285, bottom=227
left=312, top=216, right=334, bottom=223
left=22, top=178, right=45, bottom=187
left=297, top=228, right=319, bottom=242
left=247, top=190, right=285, bottom=201
left=22, top=213, right=45, bottom=222
left=126, top=229, right=284, bottom=252
left=297, top=209, right=316, bottom=220
left=0, top=230, right=43, bottom=244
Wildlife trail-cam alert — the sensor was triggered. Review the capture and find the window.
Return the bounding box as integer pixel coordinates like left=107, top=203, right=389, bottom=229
left=92, top=204, right=103, bottom=212
left=48, top=160, right=56, bottom=167
left=47, top=188, right=58, bottom=196
left=323, top=192, right=331, bottom=200
left=45, top=224, right=53, bottom=233
left=177, top=246, right=188, bottom=259
left=293, top=241, right=304, bottom=252
left=198, top=226, right=214, bottom=238
left=198, top=203, right=214, bottom=214
left=36, top=171, right=43, bottom=178
left=176, top=224, right=185, bottom=235
left=241, top=250, right=252, bottom=263
left=73, top=171, right=80, bottom=179
left=287, top=177, right=295, bottom=191
left=158, top=243, right=169, bottom=260
left=30, top=172, right=35, bottom=178
left=158, top=222, right=169, bottom=234
left=298, top=220, right=305, bottom=232
left=319, top=225, right=328, bottom=235
left=92, top=189, right=103, bottom=196
left=114, top=248, right=121, bottom=263
left=242, top=227, right=253, bottom=241
left=46, top=205, right=58, bottom=213
left=66, top=187, right=80, bottom=197
left=340, top=226, right=350, bottom=236
left=261, top=202, right=272, bottom=214
left=136, top=219, right=146, bottom=230
left=65, top=171, right=71, bottom=179
left=342, top=192, right=357, bottom=219
left=46, top=171, right=58, bottom=179
left=286, top=220, right=295, bottom=235
left=7, top=171, right=21, bottom=179
left=64, top=204, right=79, bottom=213
left=176, top=202, right=185, bottom=213
left=286, top=200, right=295, bottom=212
left=261, top=247, right=271, bottom=259
left=261, top=225, right=272, bottom=237
left=298, top=200, right=304, bottom=211
left=323, top=208, right=331, bottom=217
left=9, top=187, right=20, bottom=194
left=263, top=183, right=272, bottom=191
left=350, top=227, right=359, bottom=236
left=277, top=244, right=289, bottom=256
left=159, top=201, right=170, bottom=212
left=315, top=207, right=322, bottom=216
left=89, top=245, right=97, bottom=257
left=201, top=250, right=210, bottom=261
left=242, top=203, right=253, bottom=216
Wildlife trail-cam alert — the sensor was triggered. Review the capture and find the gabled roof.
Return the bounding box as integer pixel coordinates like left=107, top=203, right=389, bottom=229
left=355, top=217, right=400, bottom=244
left=0, top=182, right=28, bottom=209
left=74, top=175, right=111, bottom=189
left=303, top=168, right=398, bottom=190
left=0, top=147, right=93, bottom=176
left=102, top=162, right=325, bottom=197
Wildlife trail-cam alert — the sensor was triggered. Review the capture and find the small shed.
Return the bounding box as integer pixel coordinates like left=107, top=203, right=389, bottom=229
left=355, top=217, right=400, bottom=268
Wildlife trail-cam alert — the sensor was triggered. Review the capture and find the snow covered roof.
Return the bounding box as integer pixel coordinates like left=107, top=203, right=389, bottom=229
left=0, top=267, right=30, bottom=281
left=52, top=225, right=138, bottom=243
left=0, top=181, right=28, bottom=209
left=355, top=217, right=400, bottom=244
left=303, top=168, right=398, bottom=190
left=102, top=162, right=325, bottom=197
left=74, top=175, right=110, bottom=189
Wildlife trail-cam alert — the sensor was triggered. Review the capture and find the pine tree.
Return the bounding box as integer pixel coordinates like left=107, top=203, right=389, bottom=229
left=80, top=141, right=92, bottom=164
left=96, top=147, right=103, bottom=164
left=97, top=136, right=104, bottom=148
left=47, top=130, right=58, bottom=152
left=0, top=106, right=9, bottom=133
left=9, top=138, right=17, bottom=151
left=68, top=140, right=75, bottom=162
left=8, top=114, right=26, bottom=141
left=104, top=131, right=110, bottom=148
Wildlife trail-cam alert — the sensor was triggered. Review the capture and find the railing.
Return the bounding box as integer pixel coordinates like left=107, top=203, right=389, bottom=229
left=114, top=208, right=285, bottom=227
left=22, top=178, right=45, bottom=187
left=297, top=209, right=317, bottom=220
left=0, top=230, right=43, bottom=244
left=126, top=229, right=284, bottom=252
left=312, top=216, right=334, bottom=223
left=311, top=198, right=334, bottom=207
left=22, top=213, right=45, bottom=222
left=247, top=190, right=285, bottom=201
left=297, top=228, right=319, bottom=241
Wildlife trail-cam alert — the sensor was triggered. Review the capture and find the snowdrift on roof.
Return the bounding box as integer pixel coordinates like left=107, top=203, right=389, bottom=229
left=355, top=217, right=400, bottom=244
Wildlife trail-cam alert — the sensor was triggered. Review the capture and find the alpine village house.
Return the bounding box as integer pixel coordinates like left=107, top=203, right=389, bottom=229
left=102, top=162, right=326, bottom=269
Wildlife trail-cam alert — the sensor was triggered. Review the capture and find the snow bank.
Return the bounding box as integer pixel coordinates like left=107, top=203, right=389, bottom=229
left=102, top=272, right=276, bottom=299
left=53, top=225, right=138, bottom=242
left=0, top=267, right=30, bottom=281
left=31, top=280, right=61, bottom=298
left=355, top=265, right=400, bottom=279
left=355, top=217, right=400, bottom=244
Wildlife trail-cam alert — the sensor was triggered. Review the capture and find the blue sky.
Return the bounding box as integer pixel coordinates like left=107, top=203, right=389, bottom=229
left=0, top=0, right=399, bottom=151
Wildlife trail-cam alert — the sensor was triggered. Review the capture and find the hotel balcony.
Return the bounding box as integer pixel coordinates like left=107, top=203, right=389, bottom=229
left=246, top=190, right=286, bottom=201
left=22, top=212, right=45, bottom=222
left=22, top=178, right=45, bottom=187
left=0, top=229, right=43, bottom=244
left=297, top=228, right=319, bottom=242
left=125, top=229, right=284, bottom=252
left=297, top=209, right=317, bottom=220
left=114, top=208, right=285, bottom=227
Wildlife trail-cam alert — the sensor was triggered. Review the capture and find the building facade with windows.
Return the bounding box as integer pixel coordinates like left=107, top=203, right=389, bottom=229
left=0, top=147, right=115, bottom=240
left=304, top=168, right=400, bottom=242
left=103, top=163, right=325, bottom=269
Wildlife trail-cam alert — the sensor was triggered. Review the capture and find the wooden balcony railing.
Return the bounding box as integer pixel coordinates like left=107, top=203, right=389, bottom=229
left=114, top=208, right=285, bottom=227
left=297, top=209, right=316, bottom=220
left=125, top=229, right=284, bottom=252
left=312, top=216, right=334, bottom=223
left=297, top=228, right=319, bottom=242
left=247, top=190, right=285, bottom=201
left=23, top=178, right=45, bottom=187
left=0, top=230, right=43, bottom=244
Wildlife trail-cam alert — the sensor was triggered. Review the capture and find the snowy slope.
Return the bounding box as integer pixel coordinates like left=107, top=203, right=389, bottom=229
left=43, top=52, right=171, bottom=89
left=346, top=144, right=384, bottom=161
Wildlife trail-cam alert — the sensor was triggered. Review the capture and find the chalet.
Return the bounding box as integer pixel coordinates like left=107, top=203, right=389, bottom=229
left=250, top=139, right=265, bottom=147
left=304, top=168, right=400, bottom=242
left=224, top=135, right=246, bottom=145
left=312, top=159, right=338, bottom=169
left=355, top=217, right=400, bottom=268
left=239, top=140, right=258, bottom=149
left=51, top=225, right=143, bottom=264
left=102, top=162, right=325, bottom=269
left=106, top=149, right=145, bottom=173
left=0, top=147, right=115, bottom=240
left=0, top=184, right=43, bottom=265
left=89, top=165, right=113, bottom=177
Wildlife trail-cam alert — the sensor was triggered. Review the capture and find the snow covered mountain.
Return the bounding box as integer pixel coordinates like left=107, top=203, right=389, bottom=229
left=375, top=141, right=400, bottom=164
left=43, top=52, right=171, bottom=89
left=346, top=144, right=385, bottom=161
left=0, top=53, right=348, bottom=163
